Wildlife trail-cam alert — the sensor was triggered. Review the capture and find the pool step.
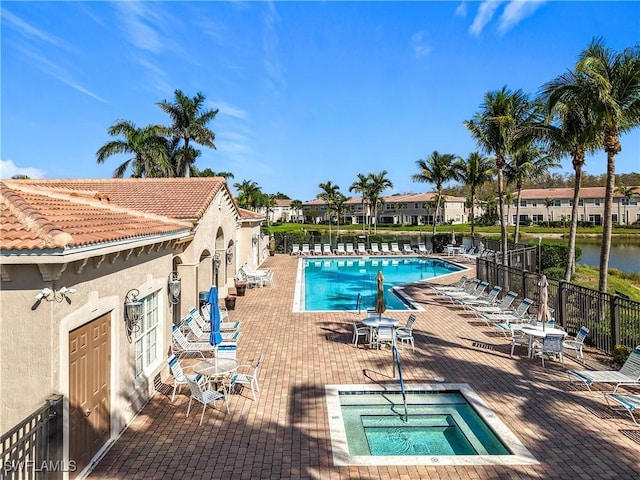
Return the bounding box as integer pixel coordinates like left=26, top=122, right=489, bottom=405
left=361, top=414, right=454, bottom=429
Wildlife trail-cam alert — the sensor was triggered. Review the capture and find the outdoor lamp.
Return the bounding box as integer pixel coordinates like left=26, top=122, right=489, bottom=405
left=124, top=289, right=142, bottom=337
left=226, top=248, right=233, bottom=264
left=252, top=233, right=259, bottom=246
left=168, top=272, right=181, bottom=304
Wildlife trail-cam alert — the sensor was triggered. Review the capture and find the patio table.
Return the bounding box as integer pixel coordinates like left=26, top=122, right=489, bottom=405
left=516, top=325, right=567, bottom=359
left=194, top=358, right=239, bottom=388
left=362, top=317, right=399, bottom=348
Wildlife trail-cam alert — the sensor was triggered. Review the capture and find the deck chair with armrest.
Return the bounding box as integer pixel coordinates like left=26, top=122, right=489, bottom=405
left=196, top=306, right=242, bottom=331
left=390, top=242, right=402, bottom=254
left=312, top=244, right=322, bottom=255
left=402, top=243, right=413, bottom=254
left=568, top=345, right=640, bottom=395
left=323, top=243, right=332, bottom=255
left=381, top=243, right=391, bottom=255
left=369, top=243, right=380, bottom=255
left=290, top=244, right=301, bottom=256
left=417, top=243, right=430, bottom=255
left=356, top=243, right=367, bottom=255
left=301, top=244, right=311, bottom=256
left=562, top=326, right=589, bottom=360
left=335, top=243, right=346, bottom=255
left=184, top=317, right=241, bottom=343
left=171, top=325, right=218, bottom=359
left=458, top=285, right=502, bottom=308
left=605, top=393, right=640, bottom=426
left=470, top=291, right=518, bottom=319
left=430, top=275, right=470, bottom=293
left=345, top=243, right=356, bottom=255
left=441, top=280, right=488, bottom=303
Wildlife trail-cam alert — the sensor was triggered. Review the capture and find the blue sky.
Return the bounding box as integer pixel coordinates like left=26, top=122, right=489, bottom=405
left=2, top=1, right=639, bottom=201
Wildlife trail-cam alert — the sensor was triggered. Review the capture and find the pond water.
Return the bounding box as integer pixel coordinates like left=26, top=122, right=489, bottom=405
left=575, top=240, right=640, bottom=274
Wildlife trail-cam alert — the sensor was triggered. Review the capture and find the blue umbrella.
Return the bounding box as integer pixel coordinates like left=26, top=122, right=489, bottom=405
left=207, top=286, right=223, bottom=346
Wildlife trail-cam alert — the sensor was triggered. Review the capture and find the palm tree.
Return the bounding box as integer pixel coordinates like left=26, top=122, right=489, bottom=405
left=452, top=152, right=494, bottom=238
left=541, top=70, right=601, bottom=281
left=233, top=179, right=261, bottom=210
left=504, top=190, right=515, bottom=226
left=96, top=120, right=170, bottom=177
left=157, top=90, right=218, bottom=176
left=317, top=181, right=341, bottom=243
left=196, top=168, right=235, bottom=180
left=504, top=144, right=559, bottom=242
left=290, top=200, right=303, bottom=223
left=464, top=87, right=539, bottom=265
left=617, top=183, right=639, bottom=225
left=366, top=171, right=393, bottom=234
left=560, top=39, right=640, bottom=292
left=349, top=173, right=372, bottom=232
left=411, top=151, right=457, bottom=238
left=544, top=198, right=555, bottom=223
left=332, top=193, right=349, bottom=236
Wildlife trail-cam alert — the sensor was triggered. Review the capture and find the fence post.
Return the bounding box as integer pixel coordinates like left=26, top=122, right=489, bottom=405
left=610, top=295, right=621, bottom=352
left=47, top=394, right=64, bottom=480
left=558, top=281, right=567, bottom=329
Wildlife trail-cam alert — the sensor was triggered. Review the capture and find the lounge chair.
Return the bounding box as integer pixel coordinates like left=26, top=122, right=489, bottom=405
left=381, top=243, right=391, bottom=255
left=312, top=244, right=322, bottom=255
left=568, top=346, right=640, bottom=395
left=184, top=317, right=241, bottom=343
left=390, top=242, right=401, bottom=254
left=402, top=243, right=413, bottom=254
left=439, top=279, right=485, bottom=302
left=323, top=243, right=332, bottom=255
left=430, top=275, right=469, bottom=293
left=605, top=393, right=640, bottom=426
left=240, top=263, right=274, bottom=286
left=345, top=243, right=355, bottom=255
left=470, top=291, right=518, bottom=319
left=301, top=244, right=311, bottom=256
left=369, top=243, right=380, bottom=255
left=335, top=243, right=346, bottom=255
left=291, top=244, right=301, bottom=256
left=171, top=325, right=217, bottom=358
left=563, top=326, right=589, bottom=360
left=417, top=243, right=430, bottom=255
left=356, top=243, right=367, bottom=255
left=199, top=305, right=242, bottom=331
left=458, top=285, right=502, bottom=308
left=486, top=298, right=534, bottom=324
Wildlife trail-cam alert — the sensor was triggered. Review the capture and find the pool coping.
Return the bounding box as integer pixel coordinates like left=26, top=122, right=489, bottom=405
left=293, top=256, right=470, bottom=313
left=325, top=383, right=539, bottom=466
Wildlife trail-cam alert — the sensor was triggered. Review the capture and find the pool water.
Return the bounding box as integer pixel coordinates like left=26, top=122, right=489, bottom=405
left=301, top=256, right=464, bottom=311
left=340, top=391, right=509, bottom=456
left=326, top=383, right=538, bottom=466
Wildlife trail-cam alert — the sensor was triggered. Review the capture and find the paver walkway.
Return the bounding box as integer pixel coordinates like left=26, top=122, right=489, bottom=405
left=89, top=254, right=639, bottom=479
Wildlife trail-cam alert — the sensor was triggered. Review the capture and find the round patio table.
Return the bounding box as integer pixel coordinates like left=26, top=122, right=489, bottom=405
left=519, top=325, right=567, bottom=359
left=193, top=358, right=238, bottom=388
left=362, top=317, right=399, bottom=348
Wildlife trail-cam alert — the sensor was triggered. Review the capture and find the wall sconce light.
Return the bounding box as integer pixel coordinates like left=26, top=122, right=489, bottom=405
left=252, top=233, right=259, bottom=246
left=124, top=289, right=142, bottom=339
left=168, top=272, right=181, bottom=304
left=226, top=248, right=233, bottom=264
left=35, top=288, right=53, bottom=301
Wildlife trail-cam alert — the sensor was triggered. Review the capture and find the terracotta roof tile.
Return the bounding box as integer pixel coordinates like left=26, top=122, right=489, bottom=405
left=1, top=181, right=191, bottom=251
left=4, top=178, right=233, bottom=220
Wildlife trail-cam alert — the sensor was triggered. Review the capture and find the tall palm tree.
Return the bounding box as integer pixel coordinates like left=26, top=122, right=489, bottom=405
left=317, top=181, right=341, bottom=243
left=504, top=144, right=559, bottom=243
left=366, top=171, right=393, bottom=234
left=556, top=39, right=640, bottom=292
left=541, top=71, right=601, bottom=281
left=349, top=173, right=372, bottom=232
left=544, top=198, right=555, bottom=223
left=411, top=151, right=457, bottom=238
left=157, top=90, right=218, bottom=176
left=618, top=183, right=640, bottom=225
left=464, top=87, right=539, bottom=264
left=504, top=190, right=515, bottom=227
left=290, top=200, right=304, bottom=223
left=452, top=152, right=494, bottom=238
left=96, top=120, right=170, bottom=177
left=233, top=179, right=261, bottom=210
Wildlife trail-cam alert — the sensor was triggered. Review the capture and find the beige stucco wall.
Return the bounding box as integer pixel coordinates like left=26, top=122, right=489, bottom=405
left=0, top=245, right=174, bottom=450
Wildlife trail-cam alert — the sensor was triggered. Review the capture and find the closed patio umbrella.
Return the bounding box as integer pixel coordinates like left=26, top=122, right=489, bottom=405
left=207, top=286, right=223, bottom=346
left=537, top=275, right=551, bottom=331
left=375, top=270, right=386, bottom=320
left=451, top=231, right=456, bottom=245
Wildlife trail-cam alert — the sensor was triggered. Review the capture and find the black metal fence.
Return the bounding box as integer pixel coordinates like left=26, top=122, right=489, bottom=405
left=1, top=395, right=64, bottom=480
left=477, top=257, right=640, bottom=354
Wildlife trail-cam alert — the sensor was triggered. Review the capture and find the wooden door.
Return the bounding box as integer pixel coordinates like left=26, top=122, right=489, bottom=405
left=69, top=314, right=110, bottom=477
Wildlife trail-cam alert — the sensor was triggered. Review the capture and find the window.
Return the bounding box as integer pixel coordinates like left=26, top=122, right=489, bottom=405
left=531, top=200, right=538, bottom=207
left=134, top=291, right=160, bottom=378
left=595, top=198, right=601, bottom=206
left=553, top=200, right=561, bottom=207
left=414, top=203, right=419, bottom=209
left=520, top=200, right=527, bottom=207
left=578, top=199, right=584, bottom=207
left=569, top=199, right=573, bottom=207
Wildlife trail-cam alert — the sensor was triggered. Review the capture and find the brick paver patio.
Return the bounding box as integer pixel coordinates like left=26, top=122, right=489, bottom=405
left=89, top=254, right=639, bottom=479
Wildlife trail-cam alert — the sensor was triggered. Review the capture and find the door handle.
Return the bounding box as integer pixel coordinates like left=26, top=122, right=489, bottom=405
left=84, top=408, right=92, bottom=417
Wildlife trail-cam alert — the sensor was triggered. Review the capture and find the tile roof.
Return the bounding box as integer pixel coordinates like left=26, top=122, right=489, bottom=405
left=304, top=192, right=465, bottom=205
left=518, top=186, right=639, bottom=200
left=4, top=178, right=233, bottom=220
left=1, top=181, right=196, bottom=252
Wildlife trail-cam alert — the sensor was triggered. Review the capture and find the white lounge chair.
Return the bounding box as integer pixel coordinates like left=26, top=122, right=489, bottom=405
left=369, top=243, right=380, bottom=255
left=402, top=243, right=413, bottom=254
left=312, top=244, right=322, bottom=255
left=417, top=243, right=430, bottom=255
left=486, top=298, right=534, bottom=327
left=323, top=243, right=332, bottom=255
left=345, top=243, right=355, bottom=255
left=568, top=346, right=640, bottom=395
left=301, top=244, right=311, bottom=256
left=605, top=393, right=640, bottom=426
left=381, top=243, right=391, bottom=255
left=390, top=242, right=401, bottom=254
left=335, top=243, right=346, bottom=255
left=199, top=305, right=242, bottom=331
left=459, top=286, right=502, bottom=308
left=171, top=325, right=217, bottom=358
left=430, top=275, right=471, bottom=293
left=470, top=291, right=518, bottom=319
left=356, top=243, right=367, bottom=255
left=291, top=244, right=301, bottom=256
left=184, top=317, right=241, bottom=343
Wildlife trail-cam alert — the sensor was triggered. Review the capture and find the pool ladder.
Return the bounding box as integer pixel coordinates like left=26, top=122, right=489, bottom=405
left=392, top=344, right=409, bottom=422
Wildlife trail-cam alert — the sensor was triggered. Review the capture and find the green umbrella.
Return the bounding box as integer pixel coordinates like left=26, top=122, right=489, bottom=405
left=375, top=270, right=386, bottom=320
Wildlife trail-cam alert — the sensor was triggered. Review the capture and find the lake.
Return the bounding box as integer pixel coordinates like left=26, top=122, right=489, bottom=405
left=576, top=239, right=640, bottom=274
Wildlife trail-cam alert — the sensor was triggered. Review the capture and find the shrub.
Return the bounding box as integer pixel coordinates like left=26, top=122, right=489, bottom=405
left=538, top=242, right=582, bottom=272
left=543, top=267, right=565, bottom=280
left=612, top=344, right=633, bottom=368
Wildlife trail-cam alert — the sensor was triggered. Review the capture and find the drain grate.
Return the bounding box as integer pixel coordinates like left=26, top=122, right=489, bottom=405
left=472, top=341, right=497, bottom=351
left=582, top=405, right=617, bottom=420
left=621, top=429, right=640, bottom=445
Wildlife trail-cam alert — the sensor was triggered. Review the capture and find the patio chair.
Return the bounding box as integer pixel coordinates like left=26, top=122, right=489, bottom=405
left=417, top=243, right=429, bottom=255
left=356, top=242, right=367, bottom=255
left=441, top=280, right=488, bottom=303
left=184, top=317, right=241, bottom=343
left=291, top=244, right=301, bottom=256
left=301, top=244, right=311, bottom=256
left=312, top=244, right=322, bottom=255
left=509, top=325, right=530, bottom=357
left=381, top=243, right=391, bottom=255
left=532, top=334, right=565, bottom=367
left=369, top=243, right=380, bottom=255
left=395, top=314, right=416, bottom=351
left=199, top=305, right=241, bottom=331
left=390, top=242, right=401, bottom=254
left=167, top=354, right=202, bottom=402
left=186, top=376, right=229, bottom=425
left=231, top=352, right=264, bottom=401
left=323, top=243, right=332, bottom=255
left=430, top=275, right=469, bottom=293
left=216, top=342, right=238, bottom=359
left=605, top=393, right=640, bottom=426
left=402, top=243, right=413, bottom=254
left=171, top=325, right=217, bottom=358
left=446, top=244, right=454, bottom=256
left=345, top=243, right=355, bottom=255
left=563, top=326, right=590, bottom=360
left=373, top=325, right=395, bottom=349
left=568, top=345, right=640, bottom=395
left=470, top=291, right=518, bottom=319
left=486, top=298, right=534, bottom=330
left=458, top=285, right=502, bottom=308
left=352, top=320, right=369, bottom=347
left=335, top=243, right=346, bottom=255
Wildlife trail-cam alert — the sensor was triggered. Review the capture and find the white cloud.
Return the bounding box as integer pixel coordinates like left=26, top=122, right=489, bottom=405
left=1, top=9, right=77, bottom=52
left=262, top=2, right=286, bottom=94
left=455, top=2, right=468, bottom=17
left=411, top=31, right=432, bottom=58
left=0, top=160, right=46, bottom=179
left=470, top=0, right=504, bottom=36
left=498, top=0, right=546, bottom=34
left=212, top=101, right=249, bottom=120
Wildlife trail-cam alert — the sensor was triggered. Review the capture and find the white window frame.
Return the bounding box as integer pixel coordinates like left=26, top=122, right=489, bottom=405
left=134, top=291, right=161, bottom=379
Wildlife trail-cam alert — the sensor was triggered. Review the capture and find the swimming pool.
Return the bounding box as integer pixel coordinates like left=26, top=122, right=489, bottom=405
left=294, top=256, right=465, bottom=312
left=326, top=383, right=538, bottom=466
